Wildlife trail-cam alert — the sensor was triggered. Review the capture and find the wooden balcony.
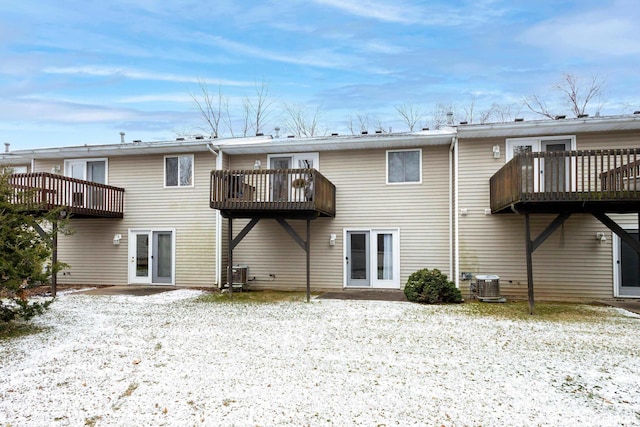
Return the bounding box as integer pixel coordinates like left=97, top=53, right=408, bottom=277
left=210, top=169, right=336, bottom=218
left=9, top=172, right=125, bottom=218
left=490, top=149, right=640, bottom=214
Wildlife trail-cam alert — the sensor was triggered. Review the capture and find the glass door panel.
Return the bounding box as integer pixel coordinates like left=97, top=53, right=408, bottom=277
left=152, top=231, right=173, bottom=284
left=541, top=140, right=571, bottom=192
left=377, top=233, right=393, bottom=280
left=129, top=232, right=151, bottom=284
left=346, top=231, right=370, bottom=287
left=619, top=231, right=640, bottom=297
left=270, top=157, right=292, bottom=202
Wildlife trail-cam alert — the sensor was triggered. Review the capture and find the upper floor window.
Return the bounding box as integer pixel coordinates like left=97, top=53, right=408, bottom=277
left=64, top=158, right=107, bottom=184
left=165, top=155, right=193, bottom=187
left=386, top=149, right=421, bottom=184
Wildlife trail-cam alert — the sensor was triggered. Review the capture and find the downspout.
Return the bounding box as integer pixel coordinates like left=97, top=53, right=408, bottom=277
left=451, top=135, right=460, bottom=289
left=207, top=143, right=223, bottom=288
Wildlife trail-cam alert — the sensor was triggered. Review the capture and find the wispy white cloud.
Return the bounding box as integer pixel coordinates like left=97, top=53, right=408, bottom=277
left=520, top=1, right=640, bottom=56
left=310, top=0, right=507, bottom=26
left=311, top=0, right=426, bottom=24
left=117, top=93, right=194, bottom=104
left=42, top=66, right=254, bottom=86
left=201, top=34, right=360, bottom=70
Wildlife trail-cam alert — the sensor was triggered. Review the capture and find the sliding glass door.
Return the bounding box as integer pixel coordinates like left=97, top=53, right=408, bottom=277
left=345, top=229, right=399, bottom=288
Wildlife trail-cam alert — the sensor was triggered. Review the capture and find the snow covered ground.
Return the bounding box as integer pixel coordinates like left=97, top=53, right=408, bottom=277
left=1, top=290, right=639, bottom=426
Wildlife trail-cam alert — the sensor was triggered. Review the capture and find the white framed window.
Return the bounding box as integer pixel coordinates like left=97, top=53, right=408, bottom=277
left=64, top=158, right=108, bottom=184
left=386, top=149, right=422, bottom=184
left=165, top=154, right=194, bottom=187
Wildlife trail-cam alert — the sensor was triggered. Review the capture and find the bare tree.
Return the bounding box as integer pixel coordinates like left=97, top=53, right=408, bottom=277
left=523, top=93, right=555, bottom=119
left=524, top=73, right=607, bottom=118
left=348, top=113, right=373, bottom=134
left=240, top=97, right=252, bottom=137
left=557, top=73, right=606, bottom=117
left=244, top=80, right=277, bottom=135
left=395, top=102, right=426, bottom=131
left=190, top=80, right=227, bottom=138
left=491, top=102, right=520, bottom=123
left=372, top=117, right=387, bottom=133
left=430, top=103, right=456, bottom=129
left=281, top=102, right=323, bottom=137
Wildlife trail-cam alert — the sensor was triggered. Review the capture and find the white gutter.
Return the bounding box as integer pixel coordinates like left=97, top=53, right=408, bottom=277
left=207, top=142, right=223, bottom=288
left=451, top=136, right=460, bottom=289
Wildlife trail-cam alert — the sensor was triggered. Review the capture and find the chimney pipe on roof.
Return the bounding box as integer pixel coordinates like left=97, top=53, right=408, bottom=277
left=4, top=142, right=9, bottom=153
left=446, top=112, right=454, bottom=125
left=119, top=131, right=125, bottom=144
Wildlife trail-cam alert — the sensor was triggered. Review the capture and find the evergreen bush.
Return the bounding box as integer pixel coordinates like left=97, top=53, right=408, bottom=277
left=404, top=268, right=462, bottom=304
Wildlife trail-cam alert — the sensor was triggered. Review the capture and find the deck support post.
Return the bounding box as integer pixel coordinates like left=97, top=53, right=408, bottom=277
left=524, top=213, right=534, bottom=315
left=306, top=219, right=311, bottom=303
left=51, top=221, right=58, bottom=297
left=275, top=218, right=312, bottom=302
left=228, top=217, right=233, bottom=297
left=524, top=212, right=572, bottom=315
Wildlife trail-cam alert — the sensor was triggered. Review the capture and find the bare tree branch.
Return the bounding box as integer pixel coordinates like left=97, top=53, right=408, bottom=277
left=430, top=103, right=456, bottom=129
left=281, top=102, right=323, bottom=137
left=523, top=94, right=555, bottom=119
left=555, top=73, right=606, bottom=117
left=395, top=102, right=426, bottom=131
left=524, top=73, right=607, bottom=118
left=190, top=79, right=226, bottom=138
left=246, top=80, right=276, bottom=135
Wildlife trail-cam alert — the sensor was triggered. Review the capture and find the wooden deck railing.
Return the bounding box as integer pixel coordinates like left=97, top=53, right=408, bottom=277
left=210, top=169, right=336, bottom=217
left=490, top=149, right=640, bottom=213
left=9, top=172, right=125, bottom=217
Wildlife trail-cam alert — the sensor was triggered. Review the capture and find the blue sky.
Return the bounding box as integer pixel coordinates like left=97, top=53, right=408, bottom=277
left=1, top=0, right=639, bottom=149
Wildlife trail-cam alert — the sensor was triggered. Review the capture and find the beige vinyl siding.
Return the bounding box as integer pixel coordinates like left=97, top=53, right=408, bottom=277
left=35, top=153, right=218, bottom=287
left=226, top=145, right=451, bottom=290
left=457, top=130, right=640, bottom=301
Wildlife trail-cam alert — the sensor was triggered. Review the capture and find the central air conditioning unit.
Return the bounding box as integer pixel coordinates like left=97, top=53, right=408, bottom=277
left=231, top=265, right=249, bottom=289
left=474, top=274, right=506, bottom=303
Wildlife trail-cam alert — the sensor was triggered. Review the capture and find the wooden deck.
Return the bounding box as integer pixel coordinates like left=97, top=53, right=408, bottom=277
left=210, top=169, right=336, bottom=218
left=9, top=172, right=125, bottom=218
left=490, top=149, right=640, bottom=214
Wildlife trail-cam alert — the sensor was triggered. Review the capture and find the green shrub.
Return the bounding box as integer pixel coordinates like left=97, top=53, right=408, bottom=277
left=404, top=268, right=462, bottom=304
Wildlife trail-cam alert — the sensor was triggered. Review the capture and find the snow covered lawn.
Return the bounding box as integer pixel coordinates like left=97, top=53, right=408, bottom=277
left=1, top=290, right=639, bottom=426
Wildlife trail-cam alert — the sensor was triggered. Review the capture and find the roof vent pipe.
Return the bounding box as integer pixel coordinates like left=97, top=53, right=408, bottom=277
left=446, top=112, right=454, bottom=125
left=119, top=131, right=125, bottom=143
left=274, top=127, right=280, bottom=138
left=4, top=142, right=9, bottom=153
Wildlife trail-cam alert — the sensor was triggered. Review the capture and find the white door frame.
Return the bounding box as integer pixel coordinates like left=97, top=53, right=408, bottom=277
left=506, top=136, right=576, bottom=192
left=613, top=230, right=640, bottom=298
left=128, top=228, right=176, bottom=285
left=343, top=228, right=400, bottom=289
